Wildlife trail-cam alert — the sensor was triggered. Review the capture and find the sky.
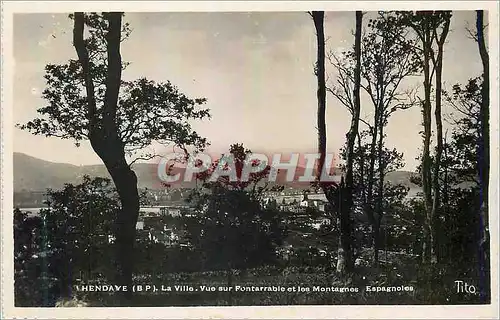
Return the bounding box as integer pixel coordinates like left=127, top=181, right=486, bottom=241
left=12, top=11, right=485, bottom=171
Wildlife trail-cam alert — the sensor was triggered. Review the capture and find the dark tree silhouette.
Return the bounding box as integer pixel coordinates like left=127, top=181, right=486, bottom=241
left=475, top=9, right=490, bottom=273
left=185, top=144, right=286, bottom=305
left=311, top=11, right=353, bottom=275
left=329, top=11, right=419, bottom=264
left=396, top=11, right=452, bottom=264
left=17, top=12, right=210, bottom=300
left=310, top=10, right=363, bottom=275
left=443, top=75, right=489, bottom=300
left=339, top=10, right=362, bottom=273
left=14, top=177, right=126, bottom=306
left=429, top=12, right=451, bottom=264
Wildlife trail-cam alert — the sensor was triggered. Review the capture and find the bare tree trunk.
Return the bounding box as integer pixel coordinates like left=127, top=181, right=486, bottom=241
left=373, top=221, right=380, bottom=264
left=476, top=9, right=490, bottom=302
left=103, top=151, right=140, bottom=298
left=312, top=10, right=337, bottom=269
left=430, top=15, right=450, bottom=264
left=312, top=12, right=327, bottom=179
left=339, top=10, right=363, bottom=273
left=374, top=120, right=385, bottom=264
left=420, top=18, right=433, bottom=265
left=348, top=10, right=363, bottom=208
left=476, top=9, right=490, bottom=256
left=312, top=11, right=359, bottom=275
left=357, top=132, right=366, bottom=207
left=442, top=134, right=449, bottom=261
left=365, top=117, right=379, bottom=265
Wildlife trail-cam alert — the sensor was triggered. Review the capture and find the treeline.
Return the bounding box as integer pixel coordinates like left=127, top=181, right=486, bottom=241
left=311, top=10, right=489, bottom=301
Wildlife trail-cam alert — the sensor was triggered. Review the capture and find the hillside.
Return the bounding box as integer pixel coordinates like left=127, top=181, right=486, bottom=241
left=13, top=152, right=419, bottom=193
left=13, top=152, right=161, bottom=192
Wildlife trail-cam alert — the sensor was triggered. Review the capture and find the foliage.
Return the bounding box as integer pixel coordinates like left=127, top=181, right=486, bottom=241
left=14, top=176, right=126, bottom=305
left=329, top=12, right=420, bottom=119
left=340, top=136, right=407, bottom=203
left=14, top=209, right=48, bottom=306
left=442, top=76, right=483, bottom=184
left=408, top=74, right=487, bottom=297
left=185, top=144, right=288, bottom=271
left=328, top=11, right=418, bottom=266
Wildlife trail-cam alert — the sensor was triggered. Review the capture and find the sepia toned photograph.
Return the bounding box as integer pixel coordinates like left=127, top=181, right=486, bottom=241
left=1, top=1, right=498, bottom=319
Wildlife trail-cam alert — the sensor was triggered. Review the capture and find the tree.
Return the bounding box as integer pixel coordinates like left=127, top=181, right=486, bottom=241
left=14, top=209, right=46, bottom=306
left=442, top=76, right=489, bottom=300
left=429, top=12, right=451, bottom=264
left=17, top=12, right=210, bottom=297
left=185, top=144, right=287, bottom=304
left=365, top=13, right=419, bottom=264
left=339, top=140, right=408, bottom=262
left=396, top=11, right=452, bottom=264
left=14, top=176, right=131, bottom=305
left=41, top=177, right=121, bottom=297
left=340, top=10, right=363, bottom=272
left=475, top=11, right=490, bottom=301
left=329, top=11, right=419, bottom=264
left=443, top=77, right=483, bottom=184
left=310, top=10, right=358, bottom=275
left=405, top=73, right=490, bottom=300
left=413, top=13, right=435, bottom=265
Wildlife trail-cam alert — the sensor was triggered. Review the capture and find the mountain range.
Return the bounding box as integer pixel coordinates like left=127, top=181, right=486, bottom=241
left=13, top=152, right=419, bottom=193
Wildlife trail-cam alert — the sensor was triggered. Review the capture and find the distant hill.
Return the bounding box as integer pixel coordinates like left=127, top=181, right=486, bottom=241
left=385, top=170, right=421, bottom=198
left=385, top=170, right=419, bottom=188
left=13, top=152, right=419, bottom=193
left=13, top=152, right=161, bottom=192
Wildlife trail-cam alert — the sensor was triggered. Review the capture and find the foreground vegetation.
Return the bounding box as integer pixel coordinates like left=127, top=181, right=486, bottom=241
left=16, top=252, right=485, bottom=307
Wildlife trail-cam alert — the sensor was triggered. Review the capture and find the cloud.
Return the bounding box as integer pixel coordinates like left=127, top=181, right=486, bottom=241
left=12, top=11, right=483, bottom=170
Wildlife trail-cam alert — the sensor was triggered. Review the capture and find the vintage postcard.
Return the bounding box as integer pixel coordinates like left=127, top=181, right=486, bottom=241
left=1, top=1, right=499, bottom=319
